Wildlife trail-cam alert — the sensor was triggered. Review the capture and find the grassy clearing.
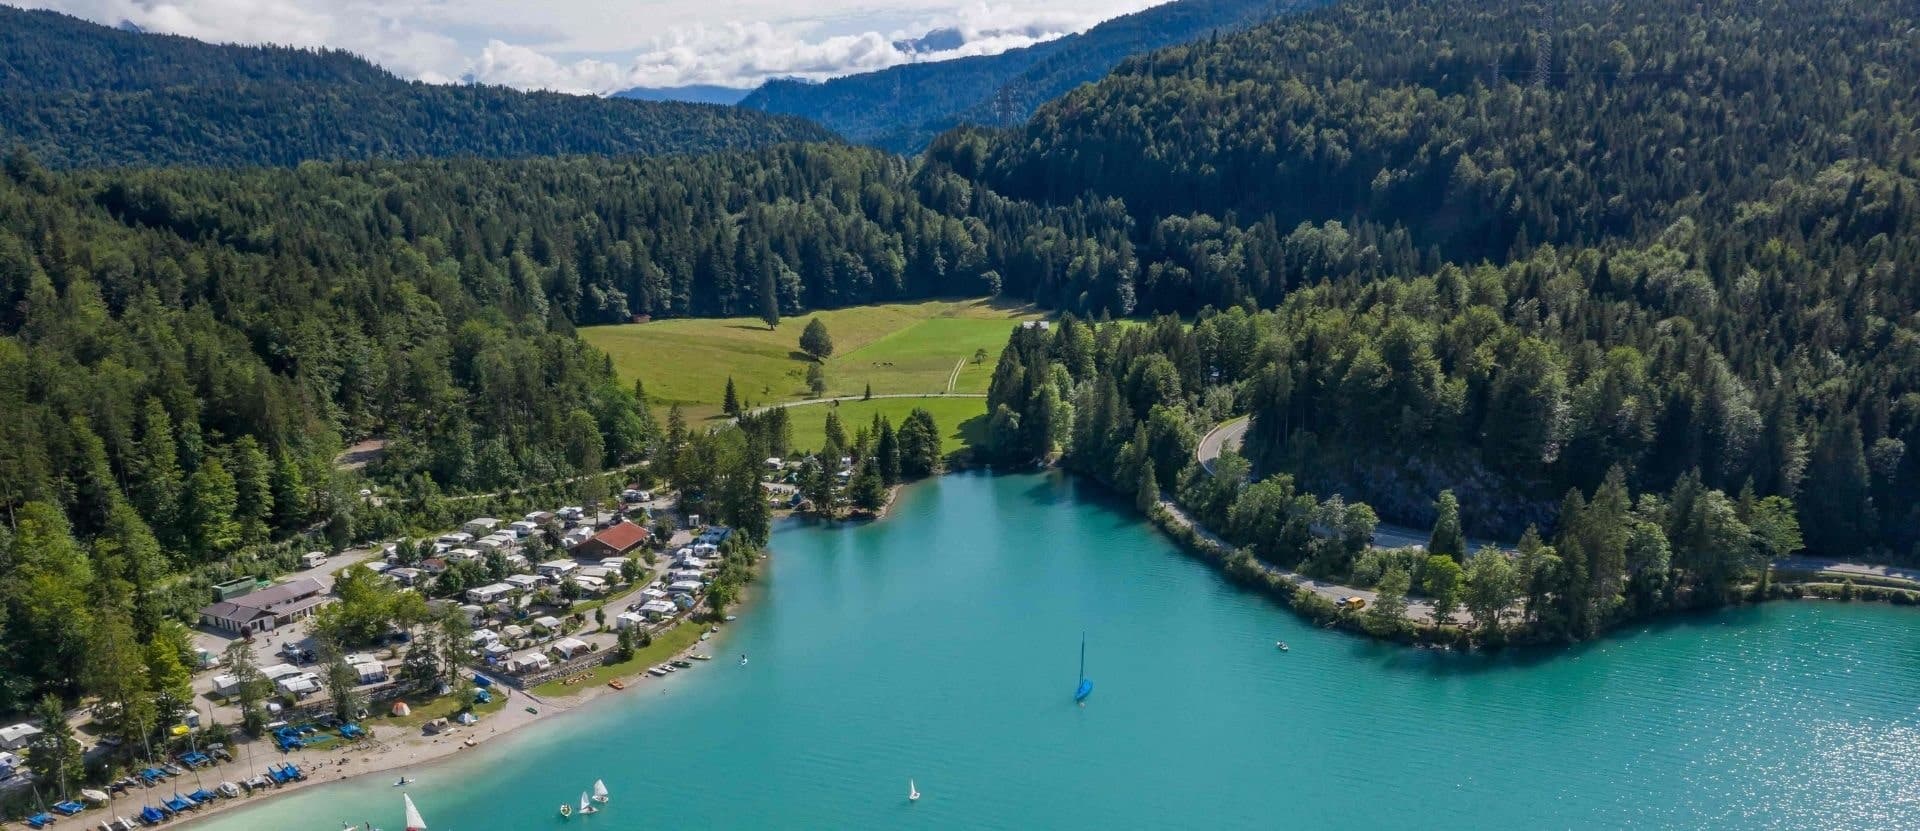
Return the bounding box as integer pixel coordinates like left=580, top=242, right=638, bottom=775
left=378, top=688, right=508, bottom=729
left=782, top=396, right=987, bottom=454
left=580, top=298, right=1040, bottom=420
left=531, top=621, right=706, bottom=697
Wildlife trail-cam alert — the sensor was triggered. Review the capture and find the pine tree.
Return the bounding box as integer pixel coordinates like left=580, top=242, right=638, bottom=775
left=799, top=317, right=834, bottom=360
left=1428, top=489, right=1465, bottom=560
left=758, top=269, right=780, bottom=330
left=723, top=377, right=741, bottom=416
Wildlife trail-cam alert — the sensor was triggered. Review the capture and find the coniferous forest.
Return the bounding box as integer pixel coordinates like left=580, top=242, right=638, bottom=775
left=4, top=0, right=1920, bottom=709
left=0, top=6, right=830, bottom=168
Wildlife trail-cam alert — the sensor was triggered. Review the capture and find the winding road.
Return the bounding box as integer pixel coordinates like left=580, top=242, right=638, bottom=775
left=1194, top=416, right=1446, bottom=551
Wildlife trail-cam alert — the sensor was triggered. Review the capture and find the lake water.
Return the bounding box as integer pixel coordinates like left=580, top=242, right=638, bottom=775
left=194, top=471, right=1920, bottom=830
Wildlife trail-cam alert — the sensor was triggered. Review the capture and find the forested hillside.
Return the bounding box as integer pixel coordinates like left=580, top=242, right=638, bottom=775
left=738, top=0, right=1304, bottom=152
left=0, top=147, right=671, bottom=707
left=0, top=6, right=831, bottom=168
left=938, top=0, right=1920, bottom=565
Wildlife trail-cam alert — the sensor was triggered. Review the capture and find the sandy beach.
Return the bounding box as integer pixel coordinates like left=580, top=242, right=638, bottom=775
left=160, top=622, right=727, bottom=830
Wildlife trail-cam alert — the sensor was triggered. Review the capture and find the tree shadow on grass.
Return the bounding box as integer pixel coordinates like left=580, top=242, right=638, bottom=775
left=957, top=413, right=990, bottom=448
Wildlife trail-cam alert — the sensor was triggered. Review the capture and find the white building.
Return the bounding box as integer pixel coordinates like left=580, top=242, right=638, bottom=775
left=506, top=574, right=545, bottom=592
left=505, top=652, right=551, bottom=674
left=537, top=559, right=579, bottom=580
left=0, top=723, right=43, bottom=751
left=465, top=583, right=516, bottom=605
left=637, top=599, right=678, bottom=619
left=614, top=612, right=645, bottom=629
left=462, top=518, right=502, bottom=536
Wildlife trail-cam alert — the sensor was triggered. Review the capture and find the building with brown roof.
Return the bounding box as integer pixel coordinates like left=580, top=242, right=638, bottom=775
left=197, top=577, right=329, bottom=634
left=573, top=521, right=650, bottom=560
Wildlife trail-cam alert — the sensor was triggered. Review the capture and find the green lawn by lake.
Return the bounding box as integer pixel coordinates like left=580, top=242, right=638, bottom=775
left=580, top=299, right=1040, bottom=421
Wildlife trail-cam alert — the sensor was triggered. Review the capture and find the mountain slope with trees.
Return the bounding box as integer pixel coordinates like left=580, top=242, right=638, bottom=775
left=737, top=0, right=1308, bottom=152
left=0, top=6, right=832, bottom=168
left=916, top=0, right=1920, bottom=567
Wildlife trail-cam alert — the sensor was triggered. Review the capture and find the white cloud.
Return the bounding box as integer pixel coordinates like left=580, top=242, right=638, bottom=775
left=23, top=0, right=1169, bottom=93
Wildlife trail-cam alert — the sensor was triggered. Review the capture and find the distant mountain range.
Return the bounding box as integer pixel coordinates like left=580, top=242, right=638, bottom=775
left=737, top=0, right=1317, bottom=153
left=0, top=6, right=830, bottom=168
left=612, top=84, right=753, bottom=106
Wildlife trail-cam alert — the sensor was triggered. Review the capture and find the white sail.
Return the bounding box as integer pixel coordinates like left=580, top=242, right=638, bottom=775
left=403, top=793, right=427, bottom=831
left=580, top=792, right=590, bottom=811
left=909, top=779, right=920, bottom=801
left=592, top=779, right=609, bottom=802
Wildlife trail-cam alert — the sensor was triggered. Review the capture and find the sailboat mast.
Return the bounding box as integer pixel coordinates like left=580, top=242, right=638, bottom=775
left=1079, top=632, right=1086, bottom=680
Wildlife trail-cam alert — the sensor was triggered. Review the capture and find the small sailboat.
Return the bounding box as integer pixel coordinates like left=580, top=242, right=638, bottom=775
left=393, top=775, right=414, bottom=787
left=1275, top=641, right=1289, bottom=652
left=592, top=780, right=609, bottom=804
left=559, top=802, right=573, bottom=819
left=578, top=791, right=599, bottom=816
left=739, top=653, right=749, bottom=665
left=403, top=793, right=427, bottom=831
left=908, top=779, right=920, bottom=803
left=1074, top=633, right=1093, bottom=702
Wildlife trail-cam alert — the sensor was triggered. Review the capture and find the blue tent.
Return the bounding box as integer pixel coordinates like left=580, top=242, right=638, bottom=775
left=472, top=673, right=494, bottom=687
left=338, top=723, right=365, bottom=739
left=54, top=799, right=86, bottom=814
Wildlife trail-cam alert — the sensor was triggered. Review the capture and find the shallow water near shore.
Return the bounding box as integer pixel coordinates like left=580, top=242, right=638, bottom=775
left=191, top=471, right=1920, bottom=829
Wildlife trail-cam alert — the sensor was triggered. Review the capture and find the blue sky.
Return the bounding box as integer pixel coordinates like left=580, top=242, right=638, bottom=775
left=24, top=0, right=1166, bottom=92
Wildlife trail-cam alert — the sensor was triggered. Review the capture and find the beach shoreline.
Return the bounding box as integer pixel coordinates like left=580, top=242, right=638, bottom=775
left=164, top=606, right=743, bottom=830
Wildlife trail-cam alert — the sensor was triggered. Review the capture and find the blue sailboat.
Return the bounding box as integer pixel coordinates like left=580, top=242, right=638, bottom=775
left=1074, top=633, right=1093, bottom=702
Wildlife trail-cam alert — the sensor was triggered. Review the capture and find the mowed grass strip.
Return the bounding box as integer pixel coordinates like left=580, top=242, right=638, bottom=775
left=581, top=298, right=1041, bottom=420
left=782, top=396, right=988, bottom=454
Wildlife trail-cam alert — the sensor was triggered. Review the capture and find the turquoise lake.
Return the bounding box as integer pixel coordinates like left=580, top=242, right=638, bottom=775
left=193, top=471, right=1920, bottom=829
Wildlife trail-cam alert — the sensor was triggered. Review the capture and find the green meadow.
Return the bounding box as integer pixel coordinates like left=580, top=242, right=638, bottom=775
left=581, top=298, right=1042, bottom=423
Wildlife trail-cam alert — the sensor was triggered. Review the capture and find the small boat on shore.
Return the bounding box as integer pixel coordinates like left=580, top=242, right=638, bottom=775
left=670, top=659, right=693, bottom=669
left=647, top=666, right=668, bottom=677
left=691, top=653, right=712, bottom=661
left=607, top=679, right=626, bottom=691
left=664, top=664, right=678, bottom=673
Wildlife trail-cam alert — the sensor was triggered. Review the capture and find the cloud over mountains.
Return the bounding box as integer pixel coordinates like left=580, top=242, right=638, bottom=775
left=21, top=0, right=1163, bottom=94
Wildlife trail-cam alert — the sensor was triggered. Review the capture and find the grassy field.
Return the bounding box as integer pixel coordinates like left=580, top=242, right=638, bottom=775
left=580, top=298, right=1041, bottom=421
left=782, top=396, right=988, bottom=454
left=531, top=621, right=706, bottom=697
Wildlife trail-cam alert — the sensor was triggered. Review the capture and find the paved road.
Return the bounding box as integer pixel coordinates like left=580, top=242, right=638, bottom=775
left=1195, top=417, right=1248, bottom=475
left=1155, top=496, right=1463, bottom=625
left=1772, top=558, right=1920, bottom=584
